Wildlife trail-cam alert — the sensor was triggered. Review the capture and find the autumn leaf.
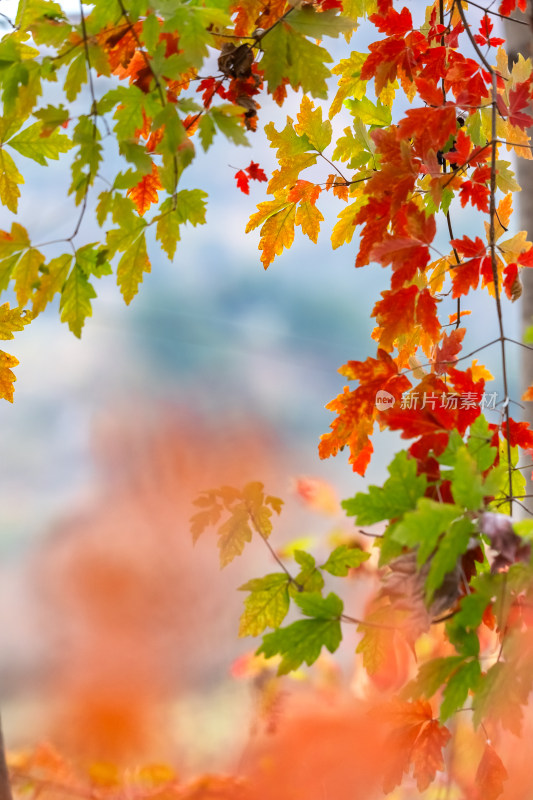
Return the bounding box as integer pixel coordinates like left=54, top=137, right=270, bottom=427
left=239, top=573, right=291, bottom=637
left=0, top=303, right=29, bottom=339
left=475, top=744, right=508, bottom=800
left=246, top=198, right=297, bottom=268
left=116, top=231, right=151, bottom=304
left=383, top=699, right=451, bottom=793
left=0, top=349, right=19, bottom=402
left=320, top=348, right=411, bottom=474
left=127, top=162, right=162, bottom=215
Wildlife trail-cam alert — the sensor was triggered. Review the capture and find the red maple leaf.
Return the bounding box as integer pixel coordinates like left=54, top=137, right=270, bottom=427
left=246, top=160, right=267, bottom=182
left=397, top=106, right=457, bottom=159
left=434, top=328, right=466, bottom=375
left=503, top=262, right=519, bottom=299
left=235, top=169, right=250, bottom=194
left=474, top=15, right=505, bottom=48
left=518, top=247, right=533, bottom=267
left=235, top=161, right=268, bottom=194
left=502, top=417, right=533, bottom=450
left=372, top=285, right=418, bottom=350
left=416, top=289, right=440, bottom=341
left=459, top=180, right=489, bottom=212
left=127, top=162, right=162, bottom=215
left=442, top=129, right=472, bottom=167
left=499, top=0, right=527, bottom=15
left=369, top=6, right=412, bottom=36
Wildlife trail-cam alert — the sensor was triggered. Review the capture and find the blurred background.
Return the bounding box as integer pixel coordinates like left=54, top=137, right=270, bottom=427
left=0, top=0, right=523, bottom=781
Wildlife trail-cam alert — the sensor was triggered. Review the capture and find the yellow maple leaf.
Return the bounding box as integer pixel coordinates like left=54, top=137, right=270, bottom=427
left=0, top=349, right=19, bottom=402
left=331, top=197, right=367, bottom=249
left=247, top=199, right=297, bottom=269
left=498, top=230, right=531, bottom=264
left=295, top=95, right=332, bottom=152
left=471, top=359, right=494, bottom=382
left=0, top=303, right=30, bottom=340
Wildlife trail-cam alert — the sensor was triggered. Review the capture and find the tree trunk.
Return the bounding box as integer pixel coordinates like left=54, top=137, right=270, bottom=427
left=0, top=718, right=12, bottom=800
left=504, top=8, right=533, bottom=505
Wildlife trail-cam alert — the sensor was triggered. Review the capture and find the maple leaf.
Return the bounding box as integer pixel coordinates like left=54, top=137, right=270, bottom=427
left=475, top=744, right=508, bottom=800
left=127, top=162, right=163, bottom=215
left=235, top=169, right=250, bottom=194
left=320, top=348, right=411, bottom=474
left=370, top=6, right=412, bottom=36
left=499, top=0, right=527, bottom=12
left=257, top=592, right=343, bottom=675
left=0, top=349, right=19, bottom=402
left=474, top=15, right=505, bottom=48
left=410, top=718, right=451, bottom=791
left=116, top=231, right=151, bottom=305
left=246, top=199, right=297, bottom=268
left=239, top=573, right=290, bottom=637
left=246, top=161, right=267, bottom=182
left=0, top=303, right=30, bottom=340
left=459, top=180, right=489, bottom=213
left=433, top=328, right=466, bottom=375
left=383, top=699, right=450, bottom=793
left=502, top=417, right=533, bottom=450
left=497, top=80, right=533, bottom=130
left=397, top=106, right=457, bottom=160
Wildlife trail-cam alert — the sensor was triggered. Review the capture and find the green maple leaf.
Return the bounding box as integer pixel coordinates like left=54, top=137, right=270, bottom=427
left=265, top=118, right=311, bottom=159
left=425, top=518, right=475, bottom=603
left=292, top=550, right=325, bottom=594
left=261, top=24, right=332, bottom=98
left=7, top=121, right=72, bottom=165
left=160, top=5, right=230, bottom=68
left=321, top=544, right=369, bottom=576
left=257, top=592, right=343, bottom=674
left=211, top=105, right=249, bottom=146
left=31, top=254, right=72, bottom=316
left=64, top=53, right=87, bottom=102
left=451, top=446, right=485, bottom=510
left=59, top=263, right=97, bottom=338
left=467, top=415, right=498, bottom=472
left=345, top=96, right=392, bottom=127
left=33, top=104, right=69, bottom=135
left=342, top=450, right=427, bottom=526
left=391, top=498, right=461, bottom=565
left=239, top=573, right=291, bottom=636
left=404, top=656, right=463, bottom=701
left=117, top=231, right=150, bottom=305
left=288, top=7, right=357, bottom=39
left=440, top=659, right=481, bottom=721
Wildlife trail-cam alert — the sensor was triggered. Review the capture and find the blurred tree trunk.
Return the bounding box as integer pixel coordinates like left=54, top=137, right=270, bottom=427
left=0, top=719, right=12, bottom=800
left=504, top=9, right=533, bottom=504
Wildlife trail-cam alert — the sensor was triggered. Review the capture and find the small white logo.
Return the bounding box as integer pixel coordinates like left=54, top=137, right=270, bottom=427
left=375, top=390, right=395, bottom=411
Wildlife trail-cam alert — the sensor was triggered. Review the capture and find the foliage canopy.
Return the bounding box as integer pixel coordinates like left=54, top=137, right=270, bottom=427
left=3, top=0, right=533, bottom=797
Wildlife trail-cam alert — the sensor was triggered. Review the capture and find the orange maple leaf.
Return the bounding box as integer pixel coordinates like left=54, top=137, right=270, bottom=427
left=383, top=699, right=450, bottom=793
left=128, top=163, right=163, bottom=216
left=475, top=744, right=508, bottom=800
left=319, top=348, right=411, bottom=474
